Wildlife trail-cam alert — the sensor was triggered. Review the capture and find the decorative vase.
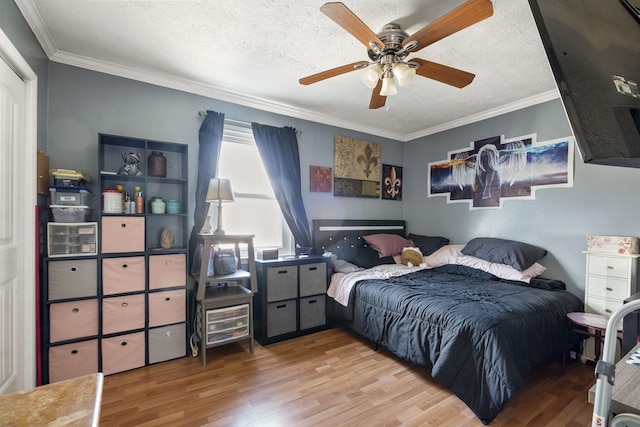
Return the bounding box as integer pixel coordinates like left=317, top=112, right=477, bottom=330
left=166, top=199, right=180, bottom=214
left=151, top=197, right=166, bottom=214
left=147, top=151, right=167, bottom=177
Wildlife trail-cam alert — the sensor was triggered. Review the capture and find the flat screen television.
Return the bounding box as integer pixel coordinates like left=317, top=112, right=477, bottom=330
left=528, top=0, right=640, bottom=168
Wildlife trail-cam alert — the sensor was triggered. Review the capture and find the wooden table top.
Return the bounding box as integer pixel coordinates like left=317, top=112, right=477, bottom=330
left=589, top=343, right=640, bottom=415
left=568, top=312, right=623, bottom=332
left=0, top=373, right=103, bottom=426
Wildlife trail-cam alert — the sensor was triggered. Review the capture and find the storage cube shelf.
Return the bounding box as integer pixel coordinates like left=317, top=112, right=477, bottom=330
left=41, top=134, right=189, bottom=384
left=254, top=256, right=331, bottom=345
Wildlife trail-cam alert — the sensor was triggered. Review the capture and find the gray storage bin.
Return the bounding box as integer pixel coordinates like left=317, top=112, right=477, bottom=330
left=299, top=262, right=327, bottom=297
left=48, top=259, right=97, bottom=300
left=267, top=299, right=297, bottom=337
left=300, top=295, right=326, bottom=330
left=148, top=323, right=187, bottom=364
left=266, top=266, right=297, bottom=302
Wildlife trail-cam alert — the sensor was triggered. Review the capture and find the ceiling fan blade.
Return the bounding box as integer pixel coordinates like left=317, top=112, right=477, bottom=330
left=320, top=2, right=384, bottom=49
left=369, top=79, right=386, bottom=109
left=412, top=58, right=475, bottom=88
left=299, top=61, right=368, bottom=85
left=403, top=0, right=493, bottom=53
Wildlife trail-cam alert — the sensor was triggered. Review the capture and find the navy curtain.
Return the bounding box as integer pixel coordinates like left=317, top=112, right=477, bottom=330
left=188, top=110, right=225, bottom=259
left=251, top=123, right=312, bottom=249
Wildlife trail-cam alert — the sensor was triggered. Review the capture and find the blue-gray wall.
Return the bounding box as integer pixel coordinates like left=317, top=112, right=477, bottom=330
left=404, top=99, right=640, bottom=297
left=46, top=63, right=404, bottom=230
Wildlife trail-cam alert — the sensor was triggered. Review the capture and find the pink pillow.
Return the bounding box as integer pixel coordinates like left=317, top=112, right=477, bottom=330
left=363, top=234, right=415, bottom=258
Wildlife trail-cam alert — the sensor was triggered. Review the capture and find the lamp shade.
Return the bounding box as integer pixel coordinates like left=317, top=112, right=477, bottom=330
left=394, top=62, right=416, bottom=87
left=380, top=75, right=397, bottom=96
left=205, top=178, right=235, bottom=203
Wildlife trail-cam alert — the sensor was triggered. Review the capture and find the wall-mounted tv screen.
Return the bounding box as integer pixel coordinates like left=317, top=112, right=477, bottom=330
left=528, top=0, right=640, bottom=168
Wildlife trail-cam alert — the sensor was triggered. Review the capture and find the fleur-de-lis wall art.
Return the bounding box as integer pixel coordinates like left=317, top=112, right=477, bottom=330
left=382, top=164, right=402, bottom=200
left=357, top=143, right=378, bottom=178
left=334, top=135, right=381, bottom=198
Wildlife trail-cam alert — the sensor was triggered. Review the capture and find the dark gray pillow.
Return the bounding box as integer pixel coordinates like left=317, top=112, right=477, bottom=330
left=407, top=233, right=450, bottom=256
left=461, top=237, right=547, bottom=271
left=351, top=246, right=395, bottom=269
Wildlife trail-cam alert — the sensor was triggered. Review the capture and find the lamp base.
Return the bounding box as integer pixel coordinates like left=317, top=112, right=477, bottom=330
left=213, top=229, right=226, bottom=235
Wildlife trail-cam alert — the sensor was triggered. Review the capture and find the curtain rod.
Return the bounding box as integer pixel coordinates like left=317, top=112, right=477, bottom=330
left=198, top=110, right=301, bottom=136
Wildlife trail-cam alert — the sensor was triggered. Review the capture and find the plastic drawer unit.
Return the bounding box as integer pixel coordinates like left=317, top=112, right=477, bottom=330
left=205, top=304, right=250, bottom=345
left=47, top=222, right=98, bottom=257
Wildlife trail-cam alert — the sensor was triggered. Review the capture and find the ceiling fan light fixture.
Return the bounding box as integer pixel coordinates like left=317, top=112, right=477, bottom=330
left=361, top=63, right=382, bottom=89
left=380, top=74, right=397, bottom=96
left=394, top=62, right=416, bottom=87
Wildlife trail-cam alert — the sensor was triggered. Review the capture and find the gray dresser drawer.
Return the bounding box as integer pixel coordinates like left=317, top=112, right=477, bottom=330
left=300, top=295, right=326, bottom=330
left=148, top=323, right=186, bottom=364
left=299, top=262, right=327, bottom=297
left=48, top=259, right=97, bottom=300
left=267, top=299, right=297, bottom=337
left=266, top=266, right=298, bottom=302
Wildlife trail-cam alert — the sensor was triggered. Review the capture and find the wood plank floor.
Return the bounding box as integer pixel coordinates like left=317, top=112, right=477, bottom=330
left=100, top=327, right=595, bottom=426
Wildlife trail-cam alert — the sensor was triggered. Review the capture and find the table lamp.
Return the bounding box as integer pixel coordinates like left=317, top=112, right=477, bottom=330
left=205, top=178, right=235, bottom=235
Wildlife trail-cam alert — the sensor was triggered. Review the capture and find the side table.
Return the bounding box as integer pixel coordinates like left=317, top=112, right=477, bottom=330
left=563, top=312, right=623, bottom=372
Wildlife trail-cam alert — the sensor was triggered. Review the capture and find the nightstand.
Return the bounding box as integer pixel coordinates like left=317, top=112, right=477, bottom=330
left=254, top=255, right=331, bottom=345
left=194, top=234, right=257, bottom=366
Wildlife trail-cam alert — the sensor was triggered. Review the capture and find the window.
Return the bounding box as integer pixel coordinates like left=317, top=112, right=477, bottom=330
left=213, top=121, right=293, bottom=254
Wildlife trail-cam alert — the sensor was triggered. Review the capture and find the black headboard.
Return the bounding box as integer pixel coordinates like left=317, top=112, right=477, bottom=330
left=312, top=219, right=406, bottom=258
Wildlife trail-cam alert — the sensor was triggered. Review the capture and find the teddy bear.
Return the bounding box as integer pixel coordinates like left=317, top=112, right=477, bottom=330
left=118, top=152, right=143, bottom=176
left=401, top=247, right=423, bottom=267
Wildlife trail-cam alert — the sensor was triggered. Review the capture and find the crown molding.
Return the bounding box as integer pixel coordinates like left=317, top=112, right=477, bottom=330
left=14, top=0, right=57, bottom=57
left=403, top=89, right=560, bottom=142
left=49, top=49, right=406, bottom=142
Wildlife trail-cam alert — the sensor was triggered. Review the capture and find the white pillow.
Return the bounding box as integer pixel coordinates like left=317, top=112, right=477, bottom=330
left=333, top=259, right=361, bottom=273
left=454, top=255, right=547, bottom=283
left=422, top=244, right=465, bottom=268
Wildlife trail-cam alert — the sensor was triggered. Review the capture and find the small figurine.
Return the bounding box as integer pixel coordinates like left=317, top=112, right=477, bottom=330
left=118, top=152, right=144, bottom=176
left=160, top=228, right=174, bottom=249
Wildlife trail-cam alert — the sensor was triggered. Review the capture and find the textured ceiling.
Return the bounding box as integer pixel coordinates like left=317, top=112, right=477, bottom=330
left=15, top=0, right=560, bottom=141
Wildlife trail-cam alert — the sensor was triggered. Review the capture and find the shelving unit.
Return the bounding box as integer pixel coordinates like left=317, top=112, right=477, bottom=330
left=582, top=251, right=639, bottom=361
left=43, top=134, right=190, bottom=383
left=254, top=256, right=331, bottom=345
left=194, top=234, right=257, bottom=366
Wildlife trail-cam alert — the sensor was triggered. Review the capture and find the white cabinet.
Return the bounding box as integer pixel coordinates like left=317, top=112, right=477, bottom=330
left=585, top=252, right=639, bottom=315
left=583, top=252, right=639, bottom=360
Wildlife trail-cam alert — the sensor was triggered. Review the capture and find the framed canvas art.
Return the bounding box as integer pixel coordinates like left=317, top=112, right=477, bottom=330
left=334, top=135, right=381, bottom=198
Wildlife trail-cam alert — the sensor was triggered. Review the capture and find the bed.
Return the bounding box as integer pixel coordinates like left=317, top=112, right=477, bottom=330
left=312, top=219, right=584, bottom=425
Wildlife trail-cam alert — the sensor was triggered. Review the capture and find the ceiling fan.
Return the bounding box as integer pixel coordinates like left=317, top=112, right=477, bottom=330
left=299, top=0, right=494, bottom=109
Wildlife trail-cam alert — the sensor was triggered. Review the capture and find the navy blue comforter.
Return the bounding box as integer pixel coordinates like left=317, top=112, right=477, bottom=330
left=345, top=265, right=583, bottom=424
